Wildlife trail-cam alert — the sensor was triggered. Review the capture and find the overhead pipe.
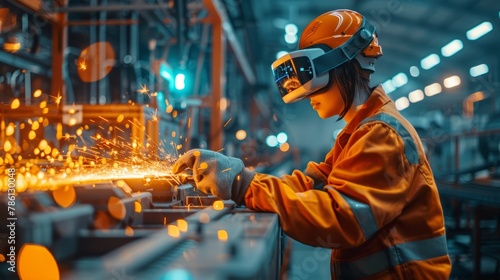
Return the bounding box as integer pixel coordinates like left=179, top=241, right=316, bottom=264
left=202, top=0, right=255, bottom=86
left=98, top=0, right=108, bottom=104
left=89, top=0, right=97, bottom=104
left=52, top=3, right=173, bottom=13
left=50, top=0, right=68, bottom=106
left=200, top=0, right=257, bottom=150
left=201, top=0, right=225, bottom=150
left=175, top=0, right=185, bottom=54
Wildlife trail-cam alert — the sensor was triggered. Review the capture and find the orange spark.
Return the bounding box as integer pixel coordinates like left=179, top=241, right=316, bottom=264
left=224, top=118, right=232, bottom=127
left=98, top=116, right=109, bottom=122
left=137, top=84, right=149, bottom=95
left=79, top=59, right=87, bottom=70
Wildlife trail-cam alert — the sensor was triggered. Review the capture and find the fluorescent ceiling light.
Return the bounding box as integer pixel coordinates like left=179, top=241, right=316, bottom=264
left=443, top=75, right=461, bottom=88
left=285, top=23, right=298, bottom=35
left=408, top=90, right=424, bottom=103
left=284, top=33, right=297, bottom=44
left=424, top=83, right=442, bottom=96
left=466, top=22, right=493, bottom=40
left=420, top=54, right=440, bottom=70
left=409, top=66, right=420, bottom=77
left=395, top=97, right=410, bottom=111
left=277, top=132, right=288, bottom=144
left=392, top=72, right=408, bottom=88
left=441, top=39, right=463, bottom=57
left=266, top=135, right=278, bottom=147
left=276, top=51, right=288, bottom=59
left=469, top=64, right=489, bottom=77
left=382, top=80, right=396, bottom=94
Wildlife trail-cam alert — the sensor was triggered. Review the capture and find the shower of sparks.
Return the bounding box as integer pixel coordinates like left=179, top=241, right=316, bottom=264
left=0, top=110, right=189, bottom=192
left=0, top=133, right=180, bottom=191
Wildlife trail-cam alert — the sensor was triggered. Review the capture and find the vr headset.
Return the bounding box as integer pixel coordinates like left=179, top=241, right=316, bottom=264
left=271, top=17, right=376, bottom=103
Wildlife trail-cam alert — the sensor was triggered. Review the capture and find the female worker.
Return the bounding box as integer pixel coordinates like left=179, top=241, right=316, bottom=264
left=172, top=9, right=451, bottom=279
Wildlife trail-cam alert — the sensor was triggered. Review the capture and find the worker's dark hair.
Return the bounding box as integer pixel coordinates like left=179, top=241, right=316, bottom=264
left=331, top=59, right=372, bottom=120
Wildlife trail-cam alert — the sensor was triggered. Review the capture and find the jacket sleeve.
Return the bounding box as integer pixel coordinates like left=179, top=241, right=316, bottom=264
left=277, top=155, right=332, bottom=193
left=244, top=122, right=413, bottom=248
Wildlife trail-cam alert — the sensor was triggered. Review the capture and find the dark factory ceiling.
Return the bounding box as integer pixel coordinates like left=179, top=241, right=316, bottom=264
left=2, top=0, right=498, bottom=112
left=1, top=0, right=499, bottom=154
left=242, top=0, right=500, bottom=153
left=244, top=0, right=500, bottom=116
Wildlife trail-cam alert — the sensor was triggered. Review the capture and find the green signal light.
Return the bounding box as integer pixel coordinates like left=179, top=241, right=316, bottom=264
left=175, top=73, right=186, bottom=90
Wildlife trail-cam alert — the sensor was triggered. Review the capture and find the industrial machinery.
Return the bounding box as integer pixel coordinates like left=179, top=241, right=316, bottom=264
left=0, top=176, right=283, bottom=280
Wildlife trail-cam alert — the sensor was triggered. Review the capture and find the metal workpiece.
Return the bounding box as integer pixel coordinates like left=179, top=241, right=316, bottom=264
left=91, top=211, right=280, bottom=280
left=0, top=179, right=282, bottom=280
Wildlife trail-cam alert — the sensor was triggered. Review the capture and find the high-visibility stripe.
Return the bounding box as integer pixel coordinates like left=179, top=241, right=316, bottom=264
left=337, top=235, right=449, bottom=279
left=359, top=113, right=419, bottom=165
left=339, top=192, right=378, bottom=239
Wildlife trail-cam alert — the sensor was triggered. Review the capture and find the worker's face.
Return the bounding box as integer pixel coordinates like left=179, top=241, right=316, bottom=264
left=308, top=82, right=344, bottom=119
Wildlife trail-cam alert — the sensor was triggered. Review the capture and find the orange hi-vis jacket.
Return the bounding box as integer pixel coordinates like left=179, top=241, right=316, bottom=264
left=244, top=85, right=451, bottom=279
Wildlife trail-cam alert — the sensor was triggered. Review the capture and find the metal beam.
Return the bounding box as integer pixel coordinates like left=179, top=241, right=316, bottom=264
left=51, top=3, right=172, bottom=13
left=64, top=19, right=138, bottom=26
left=50, top=0, right=67, bottom=106
left=204, top=0, right=256, bottom=85
left=0, top=50, right=48, bottom=75
left=202, top=0, right=225, bottom=151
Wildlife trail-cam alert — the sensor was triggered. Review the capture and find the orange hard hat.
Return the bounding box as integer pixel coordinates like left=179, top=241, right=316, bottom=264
left=299, top=9, right=382, bottom=71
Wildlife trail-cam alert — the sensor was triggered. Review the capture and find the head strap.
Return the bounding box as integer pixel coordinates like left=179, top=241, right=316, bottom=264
left=313, top=17, right=376, bottom=76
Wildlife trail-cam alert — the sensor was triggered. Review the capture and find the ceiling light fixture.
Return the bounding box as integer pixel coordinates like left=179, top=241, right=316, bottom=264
left=285, top=23, right=298, bottom=35
left=409, top=66, right=420, bottom=77
left=424, top=83, right=442, bottom=96
left=266, top=135, right=279, bottom=147
left=382, top=80, right=396, bottom=94
left=441, top=39, right=463, bottom=57
left=408, top=90, right=424, bottom=103
left=466, top=21, right=493, bottom=40
left=284, top=33, right=297, bottom=44
left=395, top=97, right=410, bottom=111
left=277, top=132, right=288, bottom=144
left=392, top=72, right=408, bottom=88
left=420, top=54, right=440, bottom=70
left=276, top=51, right=288, bottom=59
left=469, top=64, right=489, bottom=77
left=443, top=75, right=461, bottom=88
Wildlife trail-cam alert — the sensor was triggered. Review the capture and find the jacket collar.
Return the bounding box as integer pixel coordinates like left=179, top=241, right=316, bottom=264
left=337, top=85, right=392, bottom=147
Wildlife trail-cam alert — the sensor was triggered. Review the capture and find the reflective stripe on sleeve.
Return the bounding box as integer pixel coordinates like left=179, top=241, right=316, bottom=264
left=359, top=113, right=419, bottom=165
left=338, top=235, right=449, bottom=279
left=329, top=188, right=378, bottom=240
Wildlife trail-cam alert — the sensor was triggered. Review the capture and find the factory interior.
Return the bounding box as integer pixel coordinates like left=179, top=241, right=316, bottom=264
left=0, top=0, right=499, bottom=279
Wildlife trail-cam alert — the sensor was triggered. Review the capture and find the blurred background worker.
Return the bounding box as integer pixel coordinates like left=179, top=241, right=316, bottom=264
left=173, top=9, right=451, bottom=279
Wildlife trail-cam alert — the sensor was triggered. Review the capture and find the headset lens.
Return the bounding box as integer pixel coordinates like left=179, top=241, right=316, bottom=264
left=273, top=56, right=314, bottom=98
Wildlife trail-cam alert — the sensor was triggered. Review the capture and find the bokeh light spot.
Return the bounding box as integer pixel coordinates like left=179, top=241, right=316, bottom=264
left=18, top=244, right=60, bottom=280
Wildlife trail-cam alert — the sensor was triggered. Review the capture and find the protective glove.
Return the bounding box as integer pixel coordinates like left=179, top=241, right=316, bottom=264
left=171, top=149, right=255, bottom=204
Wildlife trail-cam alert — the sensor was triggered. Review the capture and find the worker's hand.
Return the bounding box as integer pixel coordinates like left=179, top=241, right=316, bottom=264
left=172, top=149, right=255, bottom=204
